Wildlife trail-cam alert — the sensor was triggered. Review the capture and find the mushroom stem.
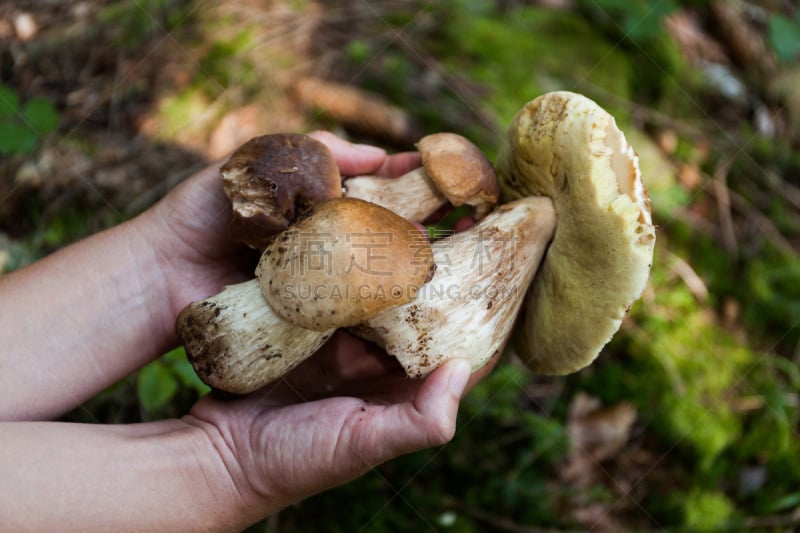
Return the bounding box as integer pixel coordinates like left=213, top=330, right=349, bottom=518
left=176, top=279, right=335, bottom=395
left=350, top=196, right=556, bottom=377
left=343, top=167, right=447, bottom=222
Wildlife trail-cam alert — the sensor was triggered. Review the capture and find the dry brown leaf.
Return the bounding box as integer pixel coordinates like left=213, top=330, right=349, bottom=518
left=561, top=393, right=637, bottom=488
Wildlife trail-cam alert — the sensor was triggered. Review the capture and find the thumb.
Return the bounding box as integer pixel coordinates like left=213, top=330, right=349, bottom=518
left=350, top=358, right=472, bottom=466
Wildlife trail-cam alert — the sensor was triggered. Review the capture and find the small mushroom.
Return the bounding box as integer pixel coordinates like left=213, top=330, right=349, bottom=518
left=344, top=132, right=499, bottom=222
left=221, top=133, right=342, bottom=249
left=497, top=91, right=656, bottom=375
left=351, top=196, right=556, bottom=377
left=176, top=197, right=435, bottom=394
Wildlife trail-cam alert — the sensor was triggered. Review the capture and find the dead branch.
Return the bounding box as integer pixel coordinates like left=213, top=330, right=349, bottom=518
left=292, top=76, right=420, bottom=146
left=712, top=156, right=739, bottom=256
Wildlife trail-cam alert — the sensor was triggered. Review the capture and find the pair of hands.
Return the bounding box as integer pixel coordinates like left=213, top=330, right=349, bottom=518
left=142, top=131, right=496, bottom=523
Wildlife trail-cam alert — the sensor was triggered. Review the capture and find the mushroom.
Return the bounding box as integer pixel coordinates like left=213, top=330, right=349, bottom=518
left=180, top=91, right=654, bottom=391
left=221, top=133, right=342, bottom=249
left=255, top=197, right=436, bottom=331
left=344, top=132, right=499, bottom=222
left=176, top=197, right=435, bottom=394
left=496, top=91, right=656, bottom=375
left=350, top=196, right=556, bottom=377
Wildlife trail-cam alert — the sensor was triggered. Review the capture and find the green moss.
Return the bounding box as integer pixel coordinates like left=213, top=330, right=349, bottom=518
left=153, top=88, right=211, bottom=140
left=584, top=254, right=753, bottom=470
left=440, top=5, right=634, bottom=139
left=683, top=489, right=737, bottom=531
left=197, top=29, right=257, bottom=94
left=742, top=249, right=800, bottom=351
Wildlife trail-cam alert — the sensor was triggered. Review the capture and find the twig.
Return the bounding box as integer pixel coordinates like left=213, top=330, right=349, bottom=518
left=763, top=169, right=800, bottom=212
left=712, top=156, right=738, bottom=256
left=666, top=250, right=709, bottom=302
left=392, top=37, right=502, bottom=137
left=441, top=496, right=563, bottom=533
left=123, top=161, right=207, bottom=216
left=666, top=207, right=721, bottom=241
left=708, top=1, right=778, bottom=82
left=726, top=187, right=796, bottom=255
left=743, top=507, right=800, bottom=529
left=293, top=77, right=420, bottom=145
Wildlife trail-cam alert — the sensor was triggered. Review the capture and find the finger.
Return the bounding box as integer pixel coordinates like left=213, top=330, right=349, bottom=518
left=465, top=349, right=501, bottom=392
left=275, top=331, right=402, bottom=396
left=307, top=131, right=387, bottom=176
left=349, top=358, right=471, bottom=464
left=372, top=151, right=421, bottom=178
left=453, top=216, right=476, bottom=233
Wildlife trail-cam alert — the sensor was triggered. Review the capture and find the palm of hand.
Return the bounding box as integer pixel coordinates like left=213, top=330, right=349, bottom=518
left=187, top=331, right=473, bottom=513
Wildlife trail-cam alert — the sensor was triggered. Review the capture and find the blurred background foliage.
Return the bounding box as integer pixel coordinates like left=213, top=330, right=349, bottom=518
left=1, top=0, right=799, bottom=530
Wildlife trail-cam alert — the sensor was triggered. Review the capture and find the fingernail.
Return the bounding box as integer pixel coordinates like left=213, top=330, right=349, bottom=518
left=447, top=359, right=471, bottom=397
left=352, top=143, right=386, bottom=155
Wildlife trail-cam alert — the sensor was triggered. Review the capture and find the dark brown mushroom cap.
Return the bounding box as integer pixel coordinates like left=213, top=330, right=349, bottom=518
left=221, top=133, right=342, bottom=249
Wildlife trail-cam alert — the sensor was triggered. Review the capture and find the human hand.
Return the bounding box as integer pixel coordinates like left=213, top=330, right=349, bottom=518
left=182, top=329, right=498, bottom=527
left=144, top=131, right=498, bottom=525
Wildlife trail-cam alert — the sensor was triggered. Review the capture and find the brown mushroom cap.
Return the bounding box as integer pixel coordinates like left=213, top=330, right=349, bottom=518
left=256, top=197, right=435, bottom=331
left=221, top=133, right=342, bottom=249
left=417, top=132, right=499, bottom=218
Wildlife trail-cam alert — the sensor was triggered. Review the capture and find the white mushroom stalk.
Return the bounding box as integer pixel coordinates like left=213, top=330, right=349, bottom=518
left=344, top=167, right=446, bottom=222
left=176, top=281, right=335, bottom=395
left=351, top=196, right=556, bottom=377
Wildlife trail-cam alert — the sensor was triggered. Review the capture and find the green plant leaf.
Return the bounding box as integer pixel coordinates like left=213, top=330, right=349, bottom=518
left=0, top=84, right=20, bottom=118
left=0, top=121, right=38, bottom=155
left=166, top=347, right=211, bottom=394
left=137, top=362, right=179, bottom=412
left=768, top=14, right=800, bottom=63
left=769, top=492, right=800, bottom=513
left=23, top=98, right=59, bottom=134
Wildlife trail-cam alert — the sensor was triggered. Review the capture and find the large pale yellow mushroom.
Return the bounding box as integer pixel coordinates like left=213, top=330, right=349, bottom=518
left=497, top=91, right=655, bottom=375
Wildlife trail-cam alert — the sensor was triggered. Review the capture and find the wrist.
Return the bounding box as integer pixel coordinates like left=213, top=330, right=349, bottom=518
left=176, top=415, right=276, bottom=530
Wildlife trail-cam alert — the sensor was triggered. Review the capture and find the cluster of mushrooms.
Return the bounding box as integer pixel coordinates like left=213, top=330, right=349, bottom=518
left=176, top=91, right=656, bottom=395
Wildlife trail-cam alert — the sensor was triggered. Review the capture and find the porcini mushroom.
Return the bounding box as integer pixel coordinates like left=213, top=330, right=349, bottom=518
left=176, top=197, right=435, bottom=394
left=256, top=198, right=435, bottom=331
left=344, top=132, right=499, bottom=222
left=221, top=133, right=342, bottom=249
left=351, top=196, right=556, bottom=377
left=497, top=91, right=656, bottom=375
